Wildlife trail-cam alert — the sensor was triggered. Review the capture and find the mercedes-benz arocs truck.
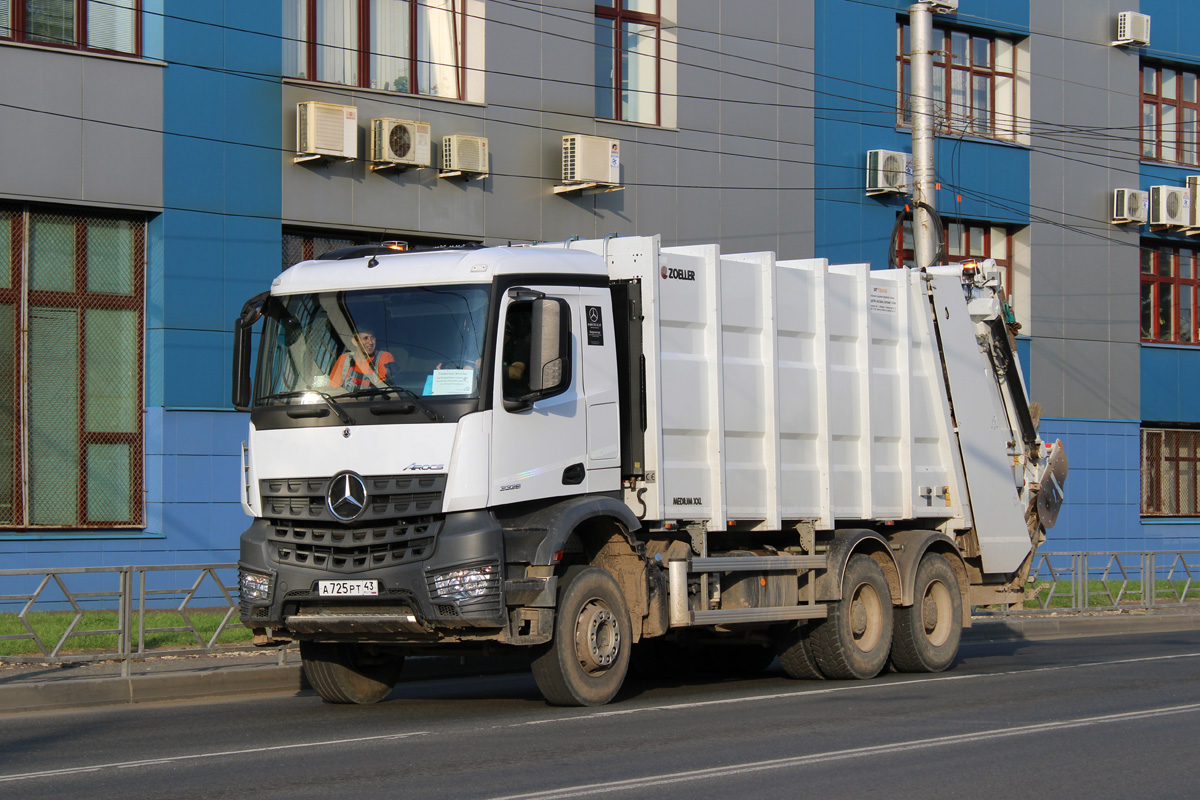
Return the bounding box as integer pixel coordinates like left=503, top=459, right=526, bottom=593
left=232, top=235, right=1067, bottom=706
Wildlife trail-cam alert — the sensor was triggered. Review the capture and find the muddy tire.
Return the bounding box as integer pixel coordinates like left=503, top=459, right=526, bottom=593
left=890, top=553, right=962, bottom=673
left=300, top=641, right=404, bottom=704
left=810, top=554, right=893, bottom=679
left=532, top=566, right=632, bottom=706
left=777, top=623, right=825, bottom=680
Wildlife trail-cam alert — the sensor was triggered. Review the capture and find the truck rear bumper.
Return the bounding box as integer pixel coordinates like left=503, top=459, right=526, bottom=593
left=237, top=509, right=507, bottom=637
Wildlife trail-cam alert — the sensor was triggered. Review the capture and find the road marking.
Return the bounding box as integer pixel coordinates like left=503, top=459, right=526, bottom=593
left=3, top=650, right=1197, bottom=784
left=487, top=702, right=1200, bottom=800
left=511, top=650, right=1200, bottom=727
left=0, top=731, right=427, bottom=784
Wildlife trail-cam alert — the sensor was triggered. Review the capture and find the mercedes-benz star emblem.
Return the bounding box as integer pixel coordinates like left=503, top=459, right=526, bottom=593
left=327, top=472, right=368, bottom=521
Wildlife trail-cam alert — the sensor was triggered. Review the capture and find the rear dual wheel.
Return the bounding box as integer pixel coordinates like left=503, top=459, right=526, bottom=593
left=810, top=554, right=893, bottom=680
left=890, top=553, right=962, bottom=673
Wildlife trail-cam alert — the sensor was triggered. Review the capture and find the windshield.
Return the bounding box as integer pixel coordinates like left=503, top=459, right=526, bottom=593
left=254, top=284, right=490, bottom=406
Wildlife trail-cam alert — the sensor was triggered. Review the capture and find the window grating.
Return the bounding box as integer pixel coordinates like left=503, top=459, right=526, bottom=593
left=0, top=205, right=145, bottom=529
left=1142, top=428, right=1200, bottom=517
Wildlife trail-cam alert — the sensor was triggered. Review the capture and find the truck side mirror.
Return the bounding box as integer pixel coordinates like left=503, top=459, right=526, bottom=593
left=502, top=296, right=571, bottom=412
left=231, top=291, right=269, bottom=411
left=528, top=297, right=571, bottom=395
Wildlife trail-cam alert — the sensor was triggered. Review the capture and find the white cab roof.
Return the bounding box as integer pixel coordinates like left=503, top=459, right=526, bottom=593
left=271, top=245, right=607, bottom=295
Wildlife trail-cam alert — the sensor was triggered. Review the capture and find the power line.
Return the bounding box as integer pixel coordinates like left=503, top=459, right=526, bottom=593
left=3, top=1, right=1197, bottom=250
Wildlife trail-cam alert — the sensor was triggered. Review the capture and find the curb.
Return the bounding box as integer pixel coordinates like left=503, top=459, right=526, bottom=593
left=2, top=612, right=1198, bottom=714
left=963, top=610, right=1200, bottom=643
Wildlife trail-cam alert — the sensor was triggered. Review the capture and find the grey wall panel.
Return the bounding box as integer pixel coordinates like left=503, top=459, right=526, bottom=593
left=486, top=175, right=544, bottom=243
left=1063, top=338, right=1117, bottom=420
left=82, top=121, right=163, bottom=209
left=1110, top=341, right=1140, bottom=421
left=0, top=48, right=162, bottom=210
left=1, top=107, right=84, bottom=203
left=1030, top=336, right=1067, bottom=417
left=278, top=1, right=817, bottom=271
left=632, top=185, right=680, bottom=244
left=1028, top=0, right=1141, bottom=419
left=718, top=0, right=780, bottom=43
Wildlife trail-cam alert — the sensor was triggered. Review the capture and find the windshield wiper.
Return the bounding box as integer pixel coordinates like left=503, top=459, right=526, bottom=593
left=269, top=390, right=353, bottom=425
left=349, top=385, right=444, bottom=422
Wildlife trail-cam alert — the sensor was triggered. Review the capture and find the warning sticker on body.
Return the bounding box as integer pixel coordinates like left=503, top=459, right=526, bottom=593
left=586, top=305, right=604, bottom=345
left=870, top=285, right=898, bottom=315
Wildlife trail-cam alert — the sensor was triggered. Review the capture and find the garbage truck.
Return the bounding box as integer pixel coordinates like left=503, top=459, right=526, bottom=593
left=231, top=234, right=1067, bottom=706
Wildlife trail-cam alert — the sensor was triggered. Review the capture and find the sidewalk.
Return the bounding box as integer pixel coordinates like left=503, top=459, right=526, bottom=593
left=2, top=606, right=1198, bottom=714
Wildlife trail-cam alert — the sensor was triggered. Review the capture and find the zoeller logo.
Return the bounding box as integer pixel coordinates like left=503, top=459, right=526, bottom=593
left=327, top=471, right=368, bottom=521
left=660, top=266, right=696, bottom=282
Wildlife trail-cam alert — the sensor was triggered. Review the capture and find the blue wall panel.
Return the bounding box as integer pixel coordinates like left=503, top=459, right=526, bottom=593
left=1141, top=345, right=1200, bottom=423
left=1141, top=0, right=1200, bottom=68
left=1038, top=418, right=1143, bottom=553
left=815, top=1, right=1029, bottom=268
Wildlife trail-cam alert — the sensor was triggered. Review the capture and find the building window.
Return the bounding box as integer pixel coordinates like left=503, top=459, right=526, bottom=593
left=1141, top=243, right=1200, bottom=344
left=0, top=205, right=145, bottom=529
left=283, top=0, right=467, bottom=99
left=595, top=0, right=661, bottom=125
left=1141, top=65, right=1200, bottom=166
left=897, top=218, right=1015, bottom=290
left=898, top=24, right=1018, bottom=141
left=1143, top=428, right=1200, bottom=517
left=0, top=0, right=140, bottom=55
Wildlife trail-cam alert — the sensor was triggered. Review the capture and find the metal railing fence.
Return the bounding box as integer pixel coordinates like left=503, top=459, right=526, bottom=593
left=1, top=552, right=1199, bottom=672
left=990, top=550, right=1200, bottom=614
left=0, top=564, right=285, bottom=677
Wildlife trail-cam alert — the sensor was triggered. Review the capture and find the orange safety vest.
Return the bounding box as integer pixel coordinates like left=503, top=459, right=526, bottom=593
left=332, top=351, right=394, bottom=390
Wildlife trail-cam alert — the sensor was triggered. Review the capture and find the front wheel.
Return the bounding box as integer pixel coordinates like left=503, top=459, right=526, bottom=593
left=300, top=641, right=404, bottom=704
left=810, top=554, right=894, bottom=680
left=890, top=553, right=962, bottom=673
left=532, top=566, right=632, bottom=706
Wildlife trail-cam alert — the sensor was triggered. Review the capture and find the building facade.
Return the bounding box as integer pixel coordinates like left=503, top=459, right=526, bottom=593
left=0, top=0, right=1195, bottom=570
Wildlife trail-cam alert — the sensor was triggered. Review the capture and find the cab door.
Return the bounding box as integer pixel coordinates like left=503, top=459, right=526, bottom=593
left=489, top=287, right=588, bottom=505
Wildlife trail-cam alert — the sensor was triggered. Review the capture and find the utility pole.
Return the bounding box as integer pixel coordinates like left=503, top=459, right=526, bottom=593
left=909, top=1, right=954, bottom=268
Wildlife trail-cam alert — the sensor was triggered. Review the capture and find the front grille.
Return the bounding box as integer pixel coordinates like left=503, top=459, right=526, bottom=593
left=268, top=517, right=441, bottom=574
left=260, top=474, right=447, bottom=524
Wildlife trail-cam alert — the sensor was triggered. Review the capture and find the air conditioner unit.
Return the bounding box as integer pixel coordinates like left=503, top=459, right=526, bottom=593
left=866, top=149, right=912, bottom=196
left=441, top=134, right=489, bottom=176
left=1150, top=185, right=1189, bottom=227
left=369, top=118, right=432, bottom=169
left=296, top=101, right=358, bottom=162
left=1114, top=11, right=1150, bottom=47
left=1111, top=188, right=1148, bottom=225
left=1186, top=176, right=1200, bottom=234
left=562, top=135, right=620, bottom=185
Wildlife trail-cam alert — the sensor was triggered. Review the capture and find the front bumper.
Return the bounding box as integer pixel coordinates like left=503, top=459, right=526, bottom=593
left=238, top=509, right=507, bottom=638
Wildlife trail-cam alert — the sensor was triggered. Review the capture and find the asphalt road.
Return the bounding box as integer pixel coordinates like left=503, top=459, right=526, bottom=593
left=2, top=630, right=1199, bottom=800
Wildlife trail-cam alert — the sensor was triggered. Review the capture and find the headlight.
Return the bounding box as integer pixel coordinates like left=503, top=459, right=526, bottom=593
left=431, top=565, right=498, bottom=602
left=239, top=570, right=272, bottom=601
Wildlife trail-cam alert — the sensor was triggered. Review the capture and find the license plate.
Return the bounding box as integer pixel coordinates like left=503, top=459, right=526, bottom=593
left=317, top=580, right=379, bottom=597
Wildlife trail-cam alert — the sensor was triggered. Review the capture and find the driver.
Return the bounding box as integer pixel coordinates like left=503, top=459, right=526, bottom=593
left=330, top=330, right=396, bottom=392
